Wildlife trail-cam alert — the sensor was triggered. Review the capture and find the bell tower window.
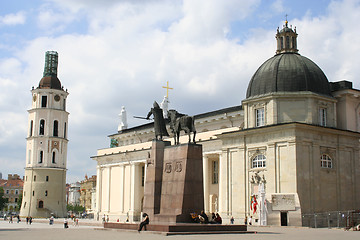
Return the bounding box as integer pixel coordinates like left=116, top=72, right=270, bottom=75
left=52, top=152, right=56, bottom=164
left=39, top=119, right=45, bottom=135
left=53, top=120, right=58, bottom=137
left=64, top=122, right=67, bottom=138
left=29, top=120, right=33, bottom=137
left=41, top=95, right=47, bottom=108
left=39, top=151, right=43, bottom=163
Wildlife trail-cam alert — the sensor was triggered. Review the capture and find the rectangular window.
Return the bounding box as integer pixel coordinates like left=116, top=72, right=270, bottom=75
left=319, top=108, right=327, bottom=126
left=286, top=36, right=290, bottom=49
left=39, top=151, right=43, bottom=163
left=28, top=150, right=31, bottom=164
left=256, top=108, right=265, bottom=127
left=212, top=160, right=219, bottom=184
left=29, top=120, right=33, bottom=137
left=41, top=95, right=47, bottom=108
left=141, top=166, right=145, bottom=187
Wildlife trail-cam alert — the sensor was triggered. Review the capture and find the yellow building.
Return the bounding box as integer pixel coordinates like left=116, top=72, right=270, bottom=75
left=80, top=175, right=96, bottom=214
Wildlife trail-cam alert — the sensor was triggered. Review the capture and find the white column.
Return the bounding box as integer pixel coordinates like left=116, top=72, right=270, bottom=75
left=219, top=150, right=228, bottom=215
left=120, top=165, right=125, bottom=213
left=130, top=163, right=136, bottom=215
left=107, top=166, right=111, bottom=213
left=95, top=166, right=102, bottom=221
left=258, top=183, right=267, bottom=225
left=203, top=155, right=209, bottom=213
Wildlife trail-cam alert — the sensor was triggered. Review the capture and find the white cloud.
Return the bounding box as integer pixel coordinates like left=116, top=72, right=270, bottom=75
left=1, top=0, right=360, bottom=181
left=271, top=0, right=285, bottom=13
left=0, top=11, right=26, bottom=26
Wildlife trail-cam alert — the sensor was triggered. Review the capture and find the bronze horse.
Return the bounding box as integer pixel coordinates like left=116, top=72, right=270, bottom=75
left=168, top=109, right=196, bottom=145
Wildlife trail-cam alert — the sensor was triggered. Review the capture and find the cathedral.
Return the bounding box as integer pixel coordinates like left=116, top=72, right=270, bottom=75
left=93, top=21, right=360, bottom=226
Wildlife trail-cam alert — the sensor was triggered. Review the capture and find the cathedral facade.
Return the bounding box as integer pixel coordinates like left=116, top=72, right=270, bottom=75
left=93, top=22, right=360, bottom=226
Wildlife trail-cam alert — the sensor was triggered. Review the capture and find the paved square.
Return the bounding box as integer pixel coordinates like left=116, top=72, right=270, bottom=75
left=0, top=219, right=359, bottom=240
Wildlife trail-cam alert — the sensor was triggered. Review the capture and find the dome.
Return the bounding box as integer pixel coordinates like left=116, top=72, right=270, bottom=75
left=246, top=52, right=332, bottom=98
left=38, top=76, right=62, bottom=90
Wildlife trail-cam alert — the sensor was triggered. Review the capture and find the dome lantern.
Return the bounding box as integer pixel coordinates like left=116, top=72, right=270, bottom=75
left=276, top=19, right=298, bottom=54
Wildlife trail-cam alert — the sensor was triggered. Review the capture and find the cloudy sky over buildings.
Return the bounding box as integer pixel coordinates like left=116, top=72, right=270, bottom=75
left=1, top=0, right=359, bottom=183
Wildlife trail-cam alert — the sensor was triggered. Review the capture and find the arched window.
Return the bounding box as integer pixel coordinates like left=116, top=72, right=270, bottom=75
left=29, top=120, right=33, bottom=137
left=46, top=176, right=49, bottom=182
left=252, top=154, right=266, bottom=168
left=38, top=200, right=43, bottom=208
left=53, top=120, right=58, bottom=137
left=52, top=152, right=56, bottom=164
left=39, top=119, right=45, bottom=135
left=45, top=190, right=48, bottom=196
left=286, top=36, right=290, bottom=49
left=280, top=37, right=284, bottom=49
left=321, top=154, right=332, bottom=168
left=39, top=151, right=43, bottom=163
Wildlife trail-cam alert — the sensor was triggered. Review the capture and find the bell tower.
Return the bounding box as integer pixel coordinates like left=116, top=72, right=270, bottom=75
left=20, top=51, right=69, bottom=218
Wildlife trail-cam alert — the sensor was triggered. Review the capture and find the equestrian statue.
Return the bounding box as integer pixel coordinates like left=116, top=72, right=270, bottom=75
left=168, top=109, right=196, bottom=145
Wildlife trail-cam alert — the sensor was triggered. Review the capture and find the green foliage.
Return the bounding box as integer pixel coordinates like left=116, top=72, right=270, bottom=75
left=67, top=204, right=85, bottom=214
left=0, top=187, right=8, bottom=211
left=17, top=194, right=22, bottom=210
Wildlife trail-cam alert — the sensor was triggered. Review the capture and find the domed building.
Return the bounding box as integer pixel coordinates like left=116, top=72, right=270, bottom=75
left=93, top=21, right=360, bottom=227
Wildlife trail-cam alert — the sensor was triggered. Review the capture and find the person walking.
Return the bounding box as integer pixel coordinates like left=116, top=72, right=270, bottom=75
left=64, top=218, right=69, bottom=228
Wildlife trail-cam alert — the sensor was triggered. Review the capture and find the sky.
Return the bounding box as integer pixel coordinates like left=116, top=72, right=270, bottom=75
left=0, top=0, right=360, bottom=183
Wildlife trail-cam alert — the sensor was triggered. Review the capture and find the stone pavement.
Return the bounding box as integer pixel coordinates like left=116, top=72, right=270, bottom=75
left=0, top=219, right=359, bottom=240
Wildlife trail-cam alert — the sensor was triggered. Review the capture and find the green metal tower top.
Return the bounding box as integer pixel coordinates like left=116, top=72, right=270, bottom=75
left=43, top=51, right=58, bottom=77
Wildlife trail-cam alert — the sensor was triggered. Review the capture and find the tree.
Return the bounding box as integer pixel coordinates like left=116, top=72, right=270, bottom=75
left=0, top=187, right=8, bottom=211
left=17, top=194, right=22, bottom=210
left=67, top=204, right=85, bottom=215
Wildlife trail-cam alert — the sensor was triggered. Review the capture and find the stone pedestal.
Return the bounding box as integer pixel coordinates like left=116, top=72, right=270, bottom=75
left=143, top=140, right=204, bottom=223
left=143, top=140, right=171, bottom=221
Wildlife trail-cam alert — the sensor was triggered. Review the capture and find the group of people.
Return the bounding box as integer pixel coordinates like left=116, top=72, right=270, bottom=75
left=25, top=216, right=33, bottom=224
left=244, top=215, right=253, bottom=225
left=5, top=215, right=21, bottom=223
left=191, top=211, right=222, bottom=224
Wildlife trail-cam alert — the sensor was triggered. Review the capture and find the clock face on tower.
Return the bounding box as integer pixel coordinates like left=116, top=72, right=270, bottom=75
left=33, top=94, right=37, bottom=102
left=54, top=95, right=60, bottom=102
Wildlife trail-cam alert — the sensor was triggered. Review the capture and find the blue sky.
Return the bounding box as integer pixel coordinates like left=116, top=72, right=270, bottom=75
left=1, top=0, right=359, bottom=183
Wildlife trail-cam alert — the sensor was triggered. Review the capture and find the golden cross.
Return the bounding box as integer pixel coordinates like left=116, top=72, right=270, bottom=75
left=162, top=81, right=173, bottom=98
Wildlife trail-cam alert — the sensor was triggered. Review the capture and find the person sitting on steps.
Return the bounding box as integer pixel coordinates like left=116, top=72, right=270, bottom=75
left=138, top=213, right=149, bottom=232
